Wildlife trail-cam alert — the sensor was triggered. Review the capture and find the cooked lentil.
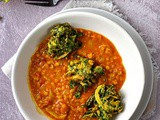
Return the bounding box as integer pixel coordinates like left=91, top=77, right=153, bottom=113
left=28, top=28, right=126, bottom=120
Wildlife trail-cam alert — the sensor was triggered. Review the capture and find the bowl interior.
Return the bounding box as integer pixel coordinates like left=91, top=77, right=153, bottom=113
left=12, top=12, right=144, bottom=120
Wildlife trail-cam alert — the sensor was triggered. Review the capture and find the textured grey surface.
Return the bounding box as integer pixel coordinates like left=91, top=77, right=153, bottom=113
left=0, top=0, right=160, bottom=120
left=114, top=1, right=160, bottom=120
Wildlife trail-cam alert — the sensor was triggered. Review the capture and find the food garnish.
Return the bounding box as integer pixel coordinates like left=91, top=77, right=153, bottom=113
left=47, top=23, right=83, bottom=59
left=83, top=84, right=123, bottom=120
left=66, top=55, right=104, bottom=98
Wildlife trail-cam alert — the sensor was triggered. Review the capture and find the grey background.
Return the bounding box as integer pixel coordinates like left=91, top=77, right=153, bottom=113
left=0, top=0, right=160, bottom=120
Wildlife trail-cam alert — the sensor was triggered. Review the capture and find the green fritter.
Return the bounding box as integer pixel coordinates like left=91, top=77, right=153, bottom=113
left=66, top=55, right=104, bottom=98
left=47, top=23, right=83, bottom=59
left=83, top=84, right=124, bottom=120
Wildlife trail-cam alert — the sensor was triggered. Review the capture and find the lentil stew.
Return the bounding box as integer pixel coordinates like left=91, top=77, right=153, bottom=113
left=28, top=28, right=126, bottom=120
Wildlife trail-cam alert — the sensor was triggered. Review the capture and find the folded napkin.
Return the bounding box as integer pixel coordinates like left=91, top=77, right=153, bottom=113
left=2, top=54, right=16, bottom=79
left=2, top=0, right=160, bottom=119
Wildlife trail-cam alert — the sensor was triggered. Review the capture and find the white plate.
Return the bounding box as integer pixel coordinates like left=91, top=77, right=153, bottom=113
left=58, top=8, right=153, bottom=120
left=12, top=11, right=145, bottom=120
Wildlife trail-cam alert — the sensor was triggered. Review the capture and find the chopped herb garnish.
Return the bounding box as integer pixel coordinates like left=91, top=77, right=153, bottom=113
left=67, top=55, right=104, bottom=98
left=83, top=84, right=124, bottom=120
left=75, top=92, right=81, bottom=99
left=47, top=23, right=83, bottom=59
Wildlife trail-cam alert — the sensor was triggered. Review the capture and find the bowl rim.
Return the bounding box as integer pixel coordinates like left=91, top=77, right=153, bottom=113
left=11, top=11, right=145, bottom=120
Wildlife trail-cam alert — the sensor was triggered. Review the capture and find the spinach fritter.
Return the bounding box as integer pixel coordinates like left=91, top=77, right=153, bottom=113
left=66, top=56, right=104, bottom=98
left=83, top=85, right=124, bottom=120
left=47, top=23, right=83, bottom=59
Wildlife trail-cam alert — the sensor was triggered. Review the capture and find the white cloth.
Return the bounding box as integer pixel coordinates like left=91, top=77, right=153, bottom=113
left=1, top=54, right=16, bottom=79
left=1, top=0, right=160, bottom=119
